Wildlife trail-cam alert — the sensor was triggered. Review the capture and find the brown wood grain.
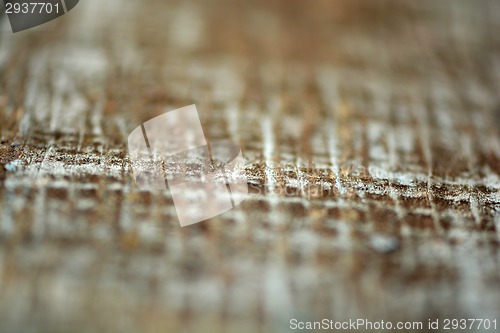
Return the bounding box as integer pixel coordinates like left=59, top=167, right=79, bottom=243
left=0, top=0, right=499, bottom=332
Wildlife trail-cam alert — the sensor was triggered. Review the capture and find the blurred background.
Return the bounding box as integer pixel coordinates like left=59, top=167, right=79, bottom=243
left=0, top=0, right=499, bottom=332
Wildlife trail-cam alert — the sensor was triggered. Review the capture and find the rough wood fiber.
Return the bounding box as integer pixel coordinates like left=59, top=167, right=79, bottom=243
left=0, top=0, right=499, bottom=332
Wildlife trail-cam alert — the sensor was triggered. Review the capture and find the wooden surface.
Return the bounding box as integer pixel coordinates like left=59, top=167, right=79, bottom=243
left=0, top=0, right=500, bottom=332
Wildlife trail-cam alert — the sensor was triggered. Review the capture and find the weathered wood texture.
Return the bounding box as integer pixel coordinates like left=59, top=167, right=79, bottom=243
left=0, top=0, right=500, bottom=332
